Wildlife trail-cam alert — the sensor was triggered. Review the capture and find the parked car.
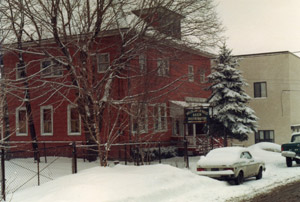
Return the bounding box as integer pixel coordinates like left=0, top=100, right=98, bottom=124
left=281, top=132, right=300, bottom=167
left=196, top=147, right=265, bottom=185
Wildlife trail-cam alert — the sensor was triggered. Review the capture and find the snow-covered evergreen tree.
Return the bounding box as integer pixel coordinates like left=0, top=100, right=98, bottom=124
left=207, top=45, right=257, bottom=145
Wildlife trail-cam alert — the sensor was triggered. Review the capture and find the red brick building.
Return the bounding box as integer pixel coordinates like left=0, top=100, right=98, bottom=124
left=1, top=7, right=219, bottom=159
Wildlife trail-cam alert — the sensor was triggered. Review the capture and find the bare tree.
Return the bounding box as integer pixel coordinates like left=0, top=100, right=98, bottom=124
left=0, top=0, right=223, bottom=166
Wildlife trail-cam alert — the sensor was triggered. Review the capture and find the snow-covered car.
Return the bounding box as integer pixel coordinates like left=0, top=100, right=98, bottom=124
left=196, top=147, right=265, bottom=185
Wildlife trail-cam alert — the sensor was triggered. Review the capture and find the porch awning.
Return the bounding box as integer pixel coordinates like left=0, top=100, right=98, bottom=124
left=169, top=100, right=210, bottom=108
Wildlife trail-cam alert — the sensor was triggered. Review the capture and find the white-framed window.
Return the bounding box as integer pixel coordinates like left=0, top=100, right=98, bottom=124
left=157, top=58, right=169, bottom=76
left=16, top=107, right=27, bottom=136
left=41, top=60, right=63, bottom=77
left=188, top=65, right=194, bottom=82
left=68, top=105, right=81, bottom=136
left=16, top=63, right=26, bottom=79
left=97, top=53, right=110, bottom=72
left=131, top=103, right=148, bottom=134
left=40, top=106, right=53, bottom=136
left=200, top=70, right=206, bottom=83
left=153, top=103, right=167, bottom=132
left=139, top=54, right=147, bottom=73
left=254, top=82, right=267, bottom=98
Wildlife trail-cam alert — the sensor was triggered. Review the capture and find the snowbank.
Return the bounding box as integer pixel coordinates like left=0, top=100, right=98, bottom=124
left=8, top=143, right=300, bottom=202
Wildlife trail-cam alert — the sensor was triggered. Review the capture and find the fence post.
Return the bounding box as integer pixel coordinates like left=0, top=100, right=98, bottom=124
left=158, top=142, right=161, bottom=164
left=124, top=144, right=127, bottom=165
left=136, top=146, right=140, bottom=166
left=184, top=139, right=189, bottom=169
left=72, top=142, right=77, bottom=174
left=36, top=150, right=40, bottom=186
left=43, top=143, right=47, bottom=163
left=1, top=148, right=5, bottom=201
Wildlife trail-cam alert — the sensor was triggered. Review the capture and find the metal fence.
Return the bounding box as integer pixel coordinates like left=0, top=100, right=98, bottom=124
left=0, top=140, right=191, bottom=201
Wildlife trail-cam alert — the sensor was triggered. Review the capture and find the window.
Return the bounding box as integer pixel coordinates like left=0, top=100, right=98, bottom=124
left=41, top=106, right=53, bottom=136
left=241, top=152, right=252, bottom=159
left=173, top=119, right=180, bottom=136
left=0, top=54, right=3, bottom=66
left=97, top=53, right=110, bottom=72
left=139, top=54, right=147, bottom=73
left=154, top=103, right=167, bottom=132
left=131, top=103, right=148, bottom=134
left=157, top=58, right=169, bottom=76
left=188, top=65, right=194, bottom=82
left=254, top=82, right=267, bottom=98
left=16, top=63, right=26, bottom=79
left=41, top=60, right=63, bottom=77
left=200, top=70, right=206, bottom=83
left=255, top=130, right=274, bottom=143
left=16, top=107, right=27, bottom=136
left=291, top=135, right=300, bottom=143
left=68, top=105, right=81, bottom=135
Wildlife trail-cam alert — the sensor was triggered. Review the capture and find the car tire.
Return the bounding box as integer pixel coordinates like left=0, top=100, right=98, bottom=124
left=235, top=171, right=244, bottom=185
left=286, top=157, right=293, bottom=167
left=295, top=159, right=300, bottom=164
left=256, top=167, right=263, bottom=180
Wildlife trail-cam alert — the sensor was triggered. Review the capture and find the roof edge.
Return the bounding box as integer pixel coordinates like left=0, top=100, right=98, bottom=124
left=233, top=51, right=300, bottom=59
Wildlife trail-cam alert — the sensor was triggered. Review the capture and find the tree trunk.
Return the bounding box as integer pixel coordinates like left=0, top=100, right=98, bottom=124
left=223, top=127, right=228, bottom=147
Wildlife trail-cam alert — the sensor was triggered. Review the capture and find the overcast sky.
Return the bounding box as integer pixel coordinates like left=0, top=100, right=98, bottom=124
left=215, top=0, right=300, bottom=55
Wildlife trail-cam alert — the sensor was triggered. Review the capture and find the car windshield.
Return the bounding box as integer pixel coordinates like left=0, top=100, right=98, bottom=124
left=291, top=135, right=300, bottom=143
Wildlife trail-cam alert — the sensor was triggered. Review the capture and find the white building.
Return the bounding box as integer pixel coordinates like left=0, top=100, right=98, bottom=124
left=234, top=51, right=300, bottom=146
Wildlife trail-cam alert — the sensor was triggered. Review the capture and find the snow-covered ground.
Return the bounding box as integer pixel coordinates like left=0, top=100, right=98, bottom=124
left=5, top=143, right=300, bottom=202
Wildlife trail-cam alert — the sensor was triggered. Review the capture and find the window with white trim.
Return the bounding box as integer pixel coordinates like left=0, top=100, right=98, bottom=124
left=200, top=70, right=206, bottom=83
left=154, top=103, right=167, bottom=132
left=41, top=106, right=53, bottom=136
left=68, top=105, right=81, bottom=135
left=16, top=63, right=26, bottom=79
left=41, top=60, right=63, bottom=77
left=97, top=53, right=110, bottom=72
left=131, top=103, right=148, bottom=134
left=139, top=54, right=147, bottom=73
left=188, top=65, right=194, bottom=82
left=157, top=58, right=169, bottom=76
left=16, top=107, right=27, bottom=136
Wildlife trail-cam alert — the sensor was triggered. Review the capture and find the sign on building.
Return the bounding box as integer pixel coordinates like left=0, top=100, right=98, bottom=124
left=184, top=108, right=209, bottom=124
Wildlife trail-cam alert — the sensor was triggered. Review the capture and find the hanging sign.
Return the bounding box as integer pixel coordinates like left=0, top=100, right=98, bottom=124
left=185, top=108, right=208, bottom=124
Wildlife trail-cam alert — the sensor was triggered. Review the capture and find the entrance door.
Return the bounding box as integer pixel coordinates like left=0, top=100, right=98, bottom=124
left=195, top=123, right=205, bottom=135
left=186, top=123, right=206, bottom=146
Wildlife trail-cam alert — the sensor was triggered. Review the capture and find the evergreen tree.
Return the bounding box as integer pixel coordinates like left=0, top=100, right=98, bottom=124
left=207, top=44, right=257, bottom=146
